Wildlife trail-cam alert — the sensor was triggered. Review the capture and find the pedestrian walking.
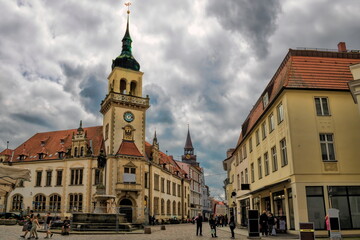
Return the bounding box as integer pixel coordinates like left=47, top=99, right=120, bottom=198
left=259, top=210, right=269, bottom=236
left=195, top=213, right=203, bottom=236
left=267, top=212, right=276, bottom=236
left=29, top=215, right=40, bottom=239
left=62, top=216, right=71, bottom=235
left=229, top=215, right=235, bottom=239
left=44, top=212, right=54, bottom=238
left=20, top=210, right=34, bottom=239
left=209, top=214, right=217, bottom=238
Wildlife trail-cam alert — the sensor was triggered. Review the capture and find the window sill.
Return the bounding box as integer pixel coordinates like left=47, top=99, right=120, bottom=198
left=323, top=160, right=337, bottom=162
left=55, top=185, right=63, bottom=187
left=69, top=184, right=84, bottom=186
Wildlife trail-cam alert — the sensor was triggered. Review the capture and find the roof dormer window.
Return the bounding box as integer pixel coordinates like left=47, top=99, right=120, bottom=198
left=262, top=92, right=269, bottom=109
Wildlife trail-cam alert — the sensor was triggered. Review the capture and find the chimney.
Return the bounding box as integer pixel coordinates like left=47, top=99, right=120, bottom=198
left=338, top=42, right=347, bottom=52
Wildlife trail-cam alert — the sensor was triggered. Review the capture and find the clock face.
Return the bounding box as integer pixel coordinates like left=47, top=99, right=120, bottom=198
left=123, top=111, right=134, bottom=123
left=186, top=154, right=191, bottom=159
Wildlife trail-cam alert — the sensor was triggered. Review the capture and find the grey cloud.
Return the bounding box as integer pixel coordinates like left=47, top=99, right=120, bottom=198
left=11, top=113, right=53, bottom=129
left=206, top=0, right=281, bottom=58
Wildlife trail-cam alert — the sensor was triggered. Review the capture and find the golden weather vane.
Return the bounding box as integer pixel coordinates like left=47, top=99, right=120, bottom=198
left=125, top=2, right=131, bottom=14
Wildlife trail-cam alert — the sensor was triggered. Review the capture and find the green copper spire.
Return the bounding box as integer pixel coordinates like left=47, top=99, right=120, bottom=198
left=112, top=5, right=140, bottom=71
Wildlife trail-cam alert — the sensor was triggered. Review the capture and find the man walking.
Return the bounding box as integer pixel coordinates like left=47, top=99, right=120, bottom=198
left=260, top=210, right=269, bottom=236
left=195, top=213, right=203, bottom=236
left=44, top=212, right=53, bottom=238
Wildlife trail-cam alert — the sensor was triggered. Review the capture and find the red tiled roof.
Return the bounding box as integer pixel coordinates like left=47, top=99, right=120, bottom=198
left=8, top=126, right=103, bottom=162
left=116, top=140, right=143, bottom=157
left=0, top=148, right=13, bottom=156
left=236, top=49, right=360, bottom=148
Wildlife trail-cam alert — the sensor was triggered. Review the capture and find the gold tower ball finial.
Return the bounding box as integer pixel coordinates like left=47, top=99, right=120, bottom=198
left=125, top=2, right=131, bottom=14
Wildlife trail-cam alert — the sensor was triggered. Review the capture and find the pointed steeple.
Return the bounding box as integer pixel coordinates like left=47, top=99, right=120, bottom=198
left=77, top=120, right=84, bottom=133
left=112, top=4, right=140, bottom=71
left=184, top=125, right=194, bottom=150
left=153, top=130, right=159, bottom=149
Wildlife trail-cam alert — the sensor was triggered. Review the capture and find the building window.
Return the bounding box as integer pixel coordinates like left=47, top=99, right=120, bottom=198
left=58, top=152, right=65, bottom=159
left=94, top=169, right=101, bottom=185
left=154, top=174, right=159, bottom=191
left=35, top=171, right=42, bottom=187
left=144, top=172, right=149, bottom=188
left=178, top=202, right=181, bottom=216
left=237, top=174, right=240, bottom=190
left=161, top=199, right=165, bottom=215
left=161, top=178, right=165, bottom=193
left=49, top=194, right=61, bottom=212
left=167, top=200, right=171, bottom=215
left=56, top=170, right=63, bottom=186
left=46, top=170, right=52, bottom=186
left=262, top=122, right=267, bottom=140
left=11, top=194, right=23, bottom=211
left=123, top=167, right=136, bottom=184
left=172, top=182, right=176, bottom=196
left=241, top=171, right=244, bottom=185
left=154, top=197, right=159, bottom=215
left=74, top=147, right=78, bottom=157
left=250, top=163, right=254, bottom=183
left=178, top=184, right=181, bottom=197
left=315, top=97, right=330, bottom=116
left=328, top=186, right=360, bottom=229
left=105, top=124, right=109, bottom=140
left=306, top=186, right=325, bottom=229
left=244, top=168, right=248, bottom=184
left=255, top=130, right=260, bottom=145
left=38, top=153, right=45, bottom=160
left=271, top=146, right=278, bottom=172
left=280, top=138, right=288, bottom=167
left=243, top=144, right=247, bottom=159
left=263, top=92, right=269, bottom=108
left=80, top=147, right=84, bottom=157
left=239, top=149, right=243, bottom=163
left=34, top=194, right=46, bottom=212
left=258, top=157, right=262, bottom=179
left=167, top=180, right=171, bottom=194
left=264, top=152, right=269, bottom=176
left=249, top=137, right=253, bottom=152
left=69, top=193, right=83, bottom=212
left=269, top=113, right=275, bottom=132
left=277, top=103, right=284, bottom=124
left=173, top=201, right=176, bottom=215
left=70, top=169, right=83, bottom=185
left=320, top=134, right=336, bottom=161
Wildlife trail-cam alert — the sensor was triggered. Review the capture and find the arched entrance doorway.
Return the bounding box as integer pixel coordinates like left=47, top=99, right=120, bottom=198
left=119, top=199, right=133, bottom=223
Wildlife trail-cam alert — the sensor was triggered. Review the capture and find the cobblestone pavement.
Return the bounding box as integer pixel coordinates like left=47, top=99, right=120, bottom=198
left=1, top=224, right=247, bottom=240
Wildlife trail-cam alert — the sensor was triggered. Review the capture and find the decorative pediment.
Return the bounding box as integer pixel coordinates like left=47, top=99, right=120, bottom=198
left=123, top=161, right=137, bottom=168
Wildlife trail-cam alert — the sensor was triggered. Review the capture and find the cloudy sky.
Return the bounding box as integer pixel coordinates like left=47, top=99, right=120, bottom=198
left=1, top=0, right=360, bottom=200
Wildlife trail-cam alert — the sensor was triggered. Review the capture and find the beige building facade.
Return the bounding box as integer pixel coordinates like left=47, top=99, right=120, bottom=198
left=224, top=43, right=360, bottom=236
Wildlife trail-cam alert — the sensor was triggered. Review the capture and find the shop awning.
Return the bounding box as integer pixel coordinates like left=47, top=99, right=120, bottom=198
left=0, top=164, right=31, bottom=196
left=248, top=178, right=290, bottom=195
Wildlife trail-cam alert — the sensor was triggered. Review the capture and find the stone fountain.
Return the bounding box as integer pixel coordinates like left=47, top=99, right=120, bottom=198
left=71, top=151, right=129, bottom=231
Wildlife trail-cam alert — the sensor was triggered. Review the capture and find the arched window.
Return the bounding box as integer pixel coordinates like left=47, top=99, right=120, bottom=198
left=154, top=197, right=159, bottom=215
left=178, top=202, right=181, bottom=216
left=167, top=200, right=171, bottom=216
left=80, top=147, right=84, bottom=157
left=74, top=147, right=78, bottom=157
left=120, top=79, right=126, bottom=94
left=49, top=194, right=61, bottom=212
left=130, top=81, right=137, bottom=95
left=172, top=201, right=176, bottom=216
left=12, top=194, right=23, bottom=211
left=69, top=193, right=83, bottom=212
left=34, top=194, right=46, bottom=212
left=161, top=199, right=165, bottom=215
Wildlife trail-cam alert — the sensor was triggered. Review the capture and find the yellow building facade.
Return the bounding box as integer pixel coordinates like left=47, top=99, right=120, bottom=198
left=224, top=43, right=360, bottom=236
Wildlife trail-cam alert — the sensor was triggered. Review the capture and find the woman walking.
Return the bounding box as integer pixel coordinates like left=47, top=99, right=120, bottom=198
left=229, top=216, right=236, bottom=239
left=209, top=214, right=217, bottom=238
left=28, top=215, right=41, bottom=239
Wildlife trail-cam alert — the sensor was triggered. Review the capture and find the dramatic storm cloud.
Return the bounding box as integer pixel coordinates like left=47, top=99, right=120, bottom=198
left=1, top=0, right=360, bottom=199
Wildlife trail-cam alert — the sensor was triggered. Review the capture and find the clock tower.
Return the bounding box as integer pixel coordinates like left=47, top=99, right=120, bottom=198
left=181, top=126, right=198, bottom=166
left=100, top=10, right=149, bottom=157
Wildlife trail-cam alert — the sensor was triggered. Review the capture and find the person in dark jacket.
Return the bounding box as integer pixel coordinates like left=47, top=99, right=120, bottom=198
left=267, top=212, right=276, bottom=235
left=229, top=216, right=236, bottom=239
left=195, top=213, right=203, bottom=236
left=260, top=210, right=269, bottom=236
left=209, top=214, right=217, bottom=238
